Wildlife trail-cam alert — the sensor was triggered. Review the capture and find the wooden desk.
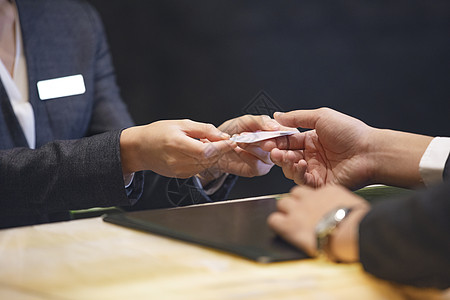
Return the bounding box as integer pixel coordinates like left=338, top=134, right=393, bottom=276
left=0, top=204, right=448, bottom=300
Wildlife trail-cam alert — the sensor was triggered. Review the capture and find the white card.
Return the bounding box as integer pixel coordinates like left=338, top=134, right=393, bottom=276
left=230, top=130, right=298, bottom=143
left=37, top=74, right=86, bottom=100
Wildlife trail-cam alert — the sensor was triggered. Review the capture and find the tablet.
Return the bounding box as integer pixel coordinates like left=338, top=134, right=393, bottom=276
left=103, top=196, right=308, bottom=263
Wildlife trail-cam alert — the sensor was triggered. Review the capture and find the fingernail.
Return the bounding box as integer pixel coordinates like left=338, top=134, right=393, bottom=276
left=220, top=132, right=230, bottom=139
left=273, top=112, right=284, bottom=118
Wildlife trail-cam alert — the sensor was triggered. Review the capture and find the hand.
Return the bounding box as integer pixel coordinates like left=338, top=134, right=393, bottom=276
left=197, top=115, right=294, bottom=184
left=261, top=107, right=433, bottom=189
left=120, top=119, right=236, bottom=178
left=260, top=108, right=374, bottom=189
left=268, top=185, right=370, bottom=262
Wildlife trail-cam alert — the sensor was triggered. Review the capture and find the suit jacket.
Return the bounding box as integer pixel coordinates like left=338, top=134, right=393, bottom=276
left=0, top=0, right=235, bottom=229
left=359, top=155, right=450, bottom=289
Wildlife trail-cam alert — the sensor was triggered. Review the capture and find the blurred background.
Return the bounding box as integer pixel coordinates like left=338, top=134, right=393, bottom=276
left=88, top=0, right=450, bottom=199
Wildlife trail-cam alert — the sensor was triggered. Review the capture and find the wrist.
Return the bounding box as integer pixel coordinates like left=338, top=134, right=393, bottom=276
left=328, top=206, right=370, bottom=262
left=120, top=127, right=143, bottom=175
left=368, top=128, right=433, bottom=188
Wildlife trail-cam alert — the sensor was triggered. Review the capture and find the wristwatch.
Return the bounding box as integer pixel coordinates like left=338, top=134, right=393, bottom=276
left=315, top=207, right=352, bottom=260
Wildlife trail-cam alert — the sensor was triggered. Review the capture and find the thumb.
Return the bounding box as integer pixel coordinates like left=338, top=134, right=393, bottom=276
left=182, top=120, right=230, bottom=142
left=274, top=109, right=323, bottom=130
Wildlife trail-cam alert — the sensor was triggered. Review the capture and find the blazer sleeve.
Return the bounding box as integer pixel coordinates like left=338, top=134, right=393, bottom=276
left=122, top=172, right=238, bottom=211
left=0, top=130, right=143, bottom=228
left=443, top=154, right=450, bottom=180
left=358, top=166, right=450, bottom=289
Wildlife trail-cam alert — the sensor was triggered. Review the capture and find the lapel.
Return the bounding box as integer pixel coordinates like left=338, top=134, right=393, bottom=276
left=0, top=80, right=28, bottom=148
left=16, top=0, right=54, bottom=148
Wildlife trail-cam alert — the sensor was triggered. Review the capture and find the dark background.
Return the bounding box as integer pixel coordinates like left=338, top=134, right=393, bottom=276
left=88, top=0, right=450, bottom=199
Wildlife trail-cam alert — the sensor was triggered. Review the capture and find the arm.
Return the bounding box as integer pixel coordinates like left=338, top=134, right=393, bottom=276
left=268, top=156, right=450, bottom=289
left=266, top=108, right=450, bottom=288
left=261, top=108, right=433, bottom=189
left=368, top=128, right=433, bottom=188
left=359, top=181, right=450, bottom=289
left=267, top=185, right=370, bottom=261
left=0, top=130, right=141, bottom=228
left=268, top=183, right=450, bottom=289
left=123, top=115, right=284, bottom=211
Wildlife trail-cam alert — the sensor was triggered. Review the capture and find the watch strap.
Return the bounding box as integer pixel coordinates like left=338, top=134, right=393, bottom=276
left=315, top=207, right=353, bottom=260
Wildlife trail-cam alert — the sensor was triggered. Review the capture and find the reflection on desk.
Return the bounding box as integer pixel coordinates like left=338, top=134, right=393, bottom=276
left=0, top=211, right=448, bottom=299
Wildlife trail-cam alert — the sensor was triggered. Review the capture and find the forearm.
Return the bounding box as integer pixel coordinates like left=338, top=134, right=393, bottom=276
left=368, top=128, right=433, bottom=188
left=0, top=131, right=135, bottom=215
left=328, top=183, right=450, bottom=289
left=359, top=183, right=450, bottom=289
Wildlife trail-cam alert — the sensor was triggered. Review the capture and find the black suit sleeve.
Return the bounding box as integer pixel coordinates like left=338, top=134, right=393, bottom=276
left=359, top=163, right=450, bottom=289
left=123, top=172, right=238, bottom=211
left=0, top=130, right=143, bottom=228
left=443, top=154, right=450, bottom=180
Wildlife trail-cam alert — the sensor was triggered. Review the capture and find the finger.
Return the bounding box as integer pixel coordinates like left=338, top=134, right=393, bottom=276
left=260, top=132, right=307, bottom=151
left=274, top=109, right=327, bottom=130
left=276, top=196, right=297, bottom=213
left=290, top=185, right=314, bottom=198
left=237, top=144, right=272, bottom=164
left=242, top=115, right=280, bottom=132
left=285, top=150, right=304, bottom=164
left=270, top=148, right=285, bottom=165
left=292, top=159, right=308, bottom=185
left=271, top=148, right=304, bottom=169
left=274, top=152, right=307, bottom=185
left=281, top=163, right=296, bottom=183
left=279, top=150, right=298, bottom=181
left=267, top=212, right=287, bottom=232
left=219, top=115, right=280, bottom=135
left=181, top=137, right=236, bottom=162
left=259, top=138, right=278, bottom=152
left=226, top=147, right=274, bottom=177
left=181, top=120, right=230, bottom=142
left=201, top=140, right=237, bottom=159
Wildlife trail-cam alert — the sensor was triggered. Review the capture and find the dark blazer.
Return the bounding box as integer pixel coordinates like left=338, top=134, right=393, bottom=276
left=359, top=156, right=450, bottom=289
left=0, top=0, right=235, bottom=229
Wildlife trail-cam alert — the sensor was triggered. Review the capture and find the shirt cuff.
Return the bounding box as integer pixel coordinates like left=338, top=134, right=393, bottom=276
left=419, top=137, right=450, bottom=186
left=193, top=173, right=229, bottom=196
left=124, top=173, right=135, bottom=188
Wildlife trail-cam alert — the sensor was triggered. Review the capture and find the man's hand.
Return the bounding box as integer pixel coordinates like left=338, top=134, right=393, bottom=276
left=260, top=108, right=433, bottom=189
left=268, top=185, right=370, bottom=262
left=260, top=108, right=374, bottom=189
left=120, top=119, right=236, bottom=178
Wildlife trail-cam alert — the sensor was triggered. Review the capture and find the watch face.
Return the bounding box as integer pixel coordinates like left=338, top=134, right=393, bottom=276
left=334, top=208, right=349, bottom=222
left=315, top=207, right=351, bottom=236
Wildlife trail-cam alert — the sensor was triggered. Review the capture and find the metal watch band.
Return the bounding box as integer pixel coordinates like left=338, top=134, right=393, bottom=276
left=315, top=207, right=353, bottom=260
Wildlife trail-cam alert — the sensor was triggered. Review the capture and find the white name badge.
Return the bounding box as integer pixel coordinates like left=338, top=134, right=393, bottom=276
left=37, top=74, right=86, bottom=100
